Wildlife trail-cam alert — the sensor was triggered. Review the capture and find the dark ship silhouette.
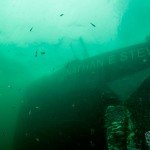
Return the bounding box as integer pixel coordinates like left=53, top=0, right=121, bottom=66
left=14, top=39, right=150, bottom=150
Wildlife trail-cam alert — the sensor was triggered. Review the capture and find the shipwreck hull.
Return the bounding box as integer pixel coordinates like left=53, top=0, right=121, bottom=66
left=14, top=41, right=150, bottom=150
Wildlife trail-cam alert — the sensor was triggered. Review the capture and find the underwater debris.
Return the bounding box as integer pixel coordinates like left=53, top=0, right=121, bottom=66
left=143, top=59, right=147, bottom=63
left=30, top=27, right=33, bottom=32
left=60, top=14, right=64, bottom=16
left=90, top=23, right=96, bottom=27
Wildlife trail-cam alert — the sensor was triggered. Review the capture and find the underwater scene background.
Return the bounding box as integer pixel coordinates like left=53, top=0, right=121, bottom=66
left=0, top=0, right=150, bottom=149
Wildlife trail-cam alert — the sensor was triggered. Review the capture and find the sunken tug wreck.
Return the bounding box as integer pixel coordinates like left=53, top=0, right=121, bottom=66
left=14, top=39, right=150, bottom=150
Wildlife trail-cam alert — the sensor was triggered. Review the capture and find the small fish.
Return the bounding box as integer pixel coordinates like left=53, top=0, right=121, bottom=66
left=41, top=51, right=45, bottom=55
left=30, top=27, right=33, bottom=31
left=60, top=14, right=64, bottom=17
left=90, top=23, right=96, bottom=27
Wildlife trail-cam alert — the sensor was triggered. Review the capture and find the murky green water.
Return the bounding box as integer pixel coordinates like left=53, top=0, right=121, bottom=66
left=0, top=0, right=150, bottom=149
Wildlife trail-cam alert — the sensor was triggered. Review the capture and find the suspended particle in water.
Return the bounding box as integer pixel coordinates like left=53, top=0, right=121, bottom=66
left=35, top=138, right=40, bottom=142
left=143, top=59, right=147, bottom=63
left=29, top=110, right=32, bottom=116
left=25, top=133, right=30, bottom=137
left=8, top=85, right=12, bottom=88
left=72, top=103, right=75, bottom=108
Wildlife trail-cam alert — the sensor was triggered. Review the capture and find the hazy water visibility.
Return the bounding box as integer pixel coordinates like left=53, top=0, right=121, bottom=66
left=0, top=0, right=150, bottom=149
